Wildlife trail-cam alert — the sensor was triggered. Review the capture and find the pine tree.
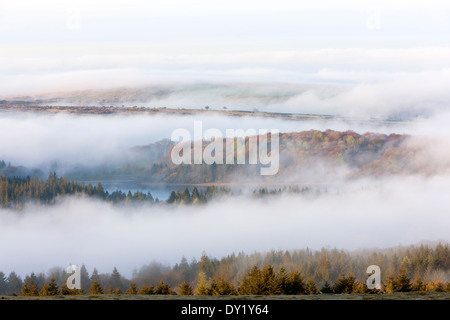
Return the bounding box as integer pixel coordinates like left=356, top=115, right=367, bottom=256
left=207, top=278, right=218, bottom=295
left=28, top=278, right=39, bottom=296
left=238, top=266, right=263, bottom=295
left=285, top=271, right=306, bottom=295
left=191, top=187, right=200, bottom=204
left=167, top=191, right=177, bottom=204
left=126, top=191, right=132, bottom=204
left=179, top=281, right=193, bottom=295
left=96, top=182, right=105, bottom=198
left=353, top=282, right=371, bottom=294
left=105, top=285, right=114, bottom=294
left=154, top=280, right=171, bottom=295
left=333, top=272, right=356, bottom=294
left=40, top=278, right=59, bottom=296
left=412, top=276, right=426, bottom=292
left=60, top=283, right=74, bottom=295
left=109, top=267, right=122, bottom=292
left=261, top=265, right=281, bottom=295
left=320, top=281, right=333, bottom=294
left=0, top=272, right=7, bottom=295
left=180, top=188, right=191, bottom=205
left=89, top=279, right=103, bottom=294
left=40, top=283, right=50, bottom=296
left=395, top=267, right=411, bottom=292
left=305, top=278, right=320, bottom=295
left=138, top=284, right=154, bottom=295
left=195, top=272, right=209, bottom=295
left=126, top=282, right=138, bottom=295
left=90, top=268, right=100, bottom=282
left=385, top=274, right=396, bottom=293
left=276, top=267, right=288, bottom=294
left=21, top=280, right=30, bottom=296
left=213, top=278, right=237, bottom=295
left=80, top=264, right=91, bottom=291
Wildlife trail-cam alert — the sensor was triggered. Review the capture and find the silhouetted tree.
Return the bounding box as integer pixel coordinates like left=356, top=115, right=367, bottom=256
left=109, top=267, right=123, bottom=292
left=0, top=272, right=7, bottom=294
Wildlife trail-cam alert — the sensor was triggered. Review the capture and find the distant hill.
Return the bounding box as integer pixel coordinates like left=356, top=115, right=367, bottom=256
left=92, top=129, right=429, bottom=184
left=4, top=129, right=436, bottom=185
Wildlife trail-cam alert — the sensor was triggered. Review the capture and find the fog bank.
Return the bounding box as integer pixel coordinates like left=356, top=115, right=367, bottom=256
left=0, top=175, right=448, bottom=278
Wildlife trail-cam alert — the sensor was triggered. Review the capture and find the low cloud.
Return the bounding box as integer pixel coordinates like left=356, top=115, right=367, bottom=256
left=0, top=174, right=448, bottom=278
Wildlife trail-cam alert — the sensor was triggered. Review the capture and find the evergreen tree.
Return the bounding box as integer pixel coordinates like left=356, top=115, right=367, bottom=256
left=191, top=187, right=200, bottom=204
left=285, top=271, right=306, bottom=295
left=89, top=279, right=103, bottom=294
left=105, top=285, right=114, bottom=294
left=305, top=278, right=320, bottom=295
left=154, top=280, right=171, bottom=295
left=90, top=268, right=99, bottom=282
left=126, top=282, right=138, bottom=295
left=109, top=267, right=123, bottom=292
left=96, top=182, right=105, bottom=198
left=353, top=282, right=371, bottom=294
left=395, top=267, right=411, bottom=292
left=138, top=284, right=154, bottom=295
left=261, top=265, right=281, bottom=295
left=212, top=278, right=237, bottom=295
left=412, top=276, right=426, bottom=292
left=21, top=280, right=30, bottom=296
left=198, top=253, right=215, bottom=278
left=180, top=188, right=191, bottom=205
left=195, top=272, right=209, bottom=295
left=276, top=267, right=288, bottom=294
left=45, top=278, right=59, bottom=296
left=333, top=272, right=356, bottom=294
left=179, top=281, right=194, bottom=295
left=320, top=281, right=334, bottom=294
left=385, top=274, right=396, bottom=293
left=60, top=283, right=75, bottom=295
left=167, top=191, right=177, bottom=204
left=238, top=266, right=261, bottom=295
left=0, top=272, right=7, bottom=295
left=80, top=264, right=91, bottom=291
left=27, top=278, right=40, bottom=296
left=207, top=278, right=217, bottom=295
left=40, top=278, right=59, bottom=296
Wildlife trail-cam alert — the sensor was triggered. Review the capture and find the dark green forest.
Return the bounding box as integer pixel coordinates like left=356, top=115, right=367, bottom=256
left=0, top=170, right=241, bottom=209
left=1, top=243, right=448, bottom=296
left=0, top=168, right=320, bottom=209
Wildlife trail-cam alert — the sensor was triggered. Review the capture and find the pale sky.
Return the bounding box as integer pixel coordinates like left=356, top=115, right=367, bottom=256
left=0, top=0, right=449, bottom=113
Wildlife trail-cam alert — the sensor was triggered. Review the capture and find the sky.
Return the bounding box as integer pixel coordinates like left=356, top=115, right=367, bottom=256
left=1, top=1, right=450, bottom=118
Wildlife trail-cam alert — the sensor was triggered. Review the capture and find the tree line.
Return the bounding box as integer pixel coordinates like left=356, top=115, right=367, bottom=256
left=0, top=170, right=236, bottom=209
left=1, top=243, right=448, bottom=296
left=1, top=168, right=315, bottom=209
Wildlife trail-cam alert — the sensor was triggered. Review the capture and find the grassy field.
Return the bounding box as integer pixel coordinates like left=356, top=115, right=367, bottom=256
left=1, top=292, right=449, bottom=300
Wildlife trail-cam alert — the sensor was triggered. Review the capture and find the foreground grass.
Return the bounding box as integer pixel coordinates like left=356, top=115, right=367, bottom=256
left=1, top=292, right=449, bottom=300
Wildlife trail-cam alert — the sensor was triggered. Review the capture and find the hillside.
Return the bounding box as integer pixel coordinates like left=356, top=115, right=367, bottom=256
left=63, top=129, right=429, bottom=185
